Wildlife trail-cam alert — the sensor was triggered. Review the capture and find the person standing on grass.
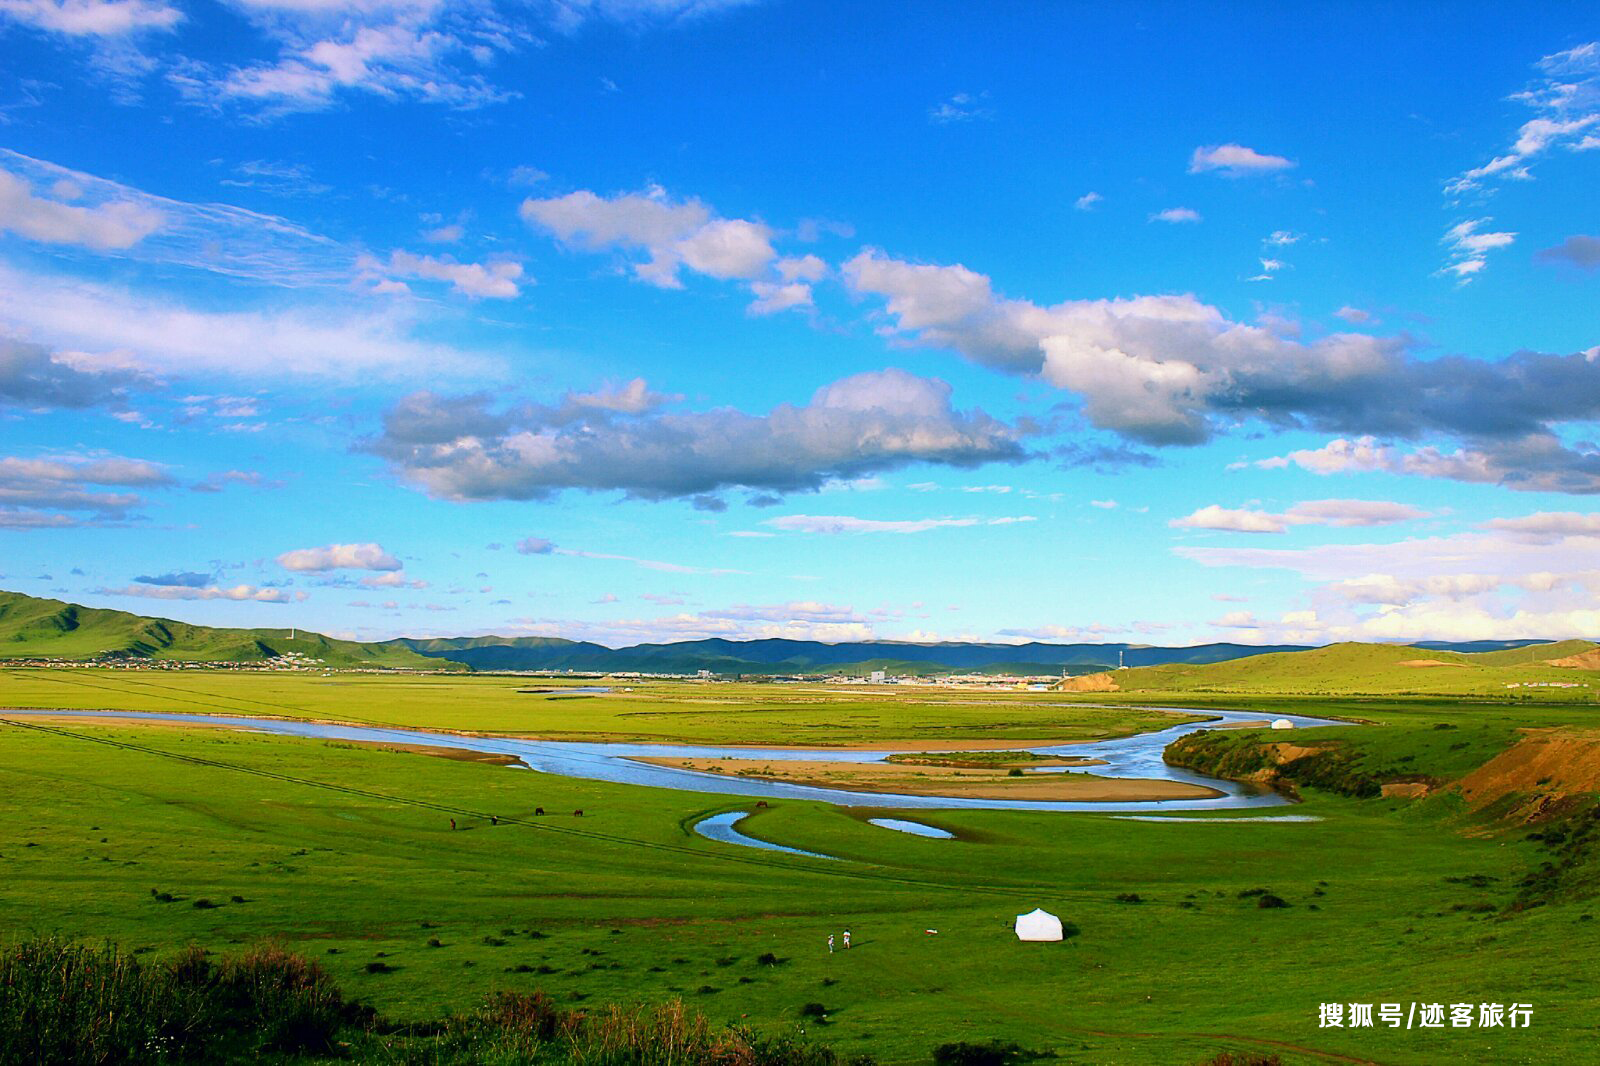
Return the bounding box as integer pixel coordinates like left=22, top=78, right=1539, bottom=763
left=828, top=934, right=834, bottom=954
left=843, top=929, right=851, bottom=950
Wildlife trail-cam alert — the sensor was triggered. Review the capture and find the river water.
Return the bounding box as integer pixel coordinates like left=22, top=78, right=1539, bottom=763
left=2, top=706, right=1338, bottom=814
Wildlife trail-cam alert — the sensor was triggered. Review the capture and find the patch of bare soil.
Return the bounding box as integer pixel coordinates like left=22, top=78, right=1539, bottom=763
left=1544, top=649, right=1600, bottom=670
left=1398, top=659, right=1469, bottom=668
left=1457, top=729, right=1600, bottom=809
left=630, top=755, right=1222, bottom=802
left=1055, top=672, right=1119, bottom=692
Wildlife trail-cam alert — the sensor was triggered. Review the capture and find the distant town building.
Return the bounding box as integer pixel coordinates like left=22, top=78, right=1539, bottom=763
left=869, top=669, right=887, bottom=684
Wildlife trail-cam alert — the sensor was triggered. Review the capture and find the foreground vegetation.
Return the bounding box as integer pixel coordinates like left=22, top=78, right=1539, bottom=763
left=0, top=938, right=868, bottom=1065
left=2, top=668, right=1598, bottom=1063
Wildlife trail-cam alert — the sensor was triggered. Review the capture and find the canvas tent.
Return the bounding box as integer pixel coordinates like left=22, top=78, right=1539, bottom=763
left=1014, top=908, right=1063, bottom=942
left=1270, top=718, right=1295, bottom=730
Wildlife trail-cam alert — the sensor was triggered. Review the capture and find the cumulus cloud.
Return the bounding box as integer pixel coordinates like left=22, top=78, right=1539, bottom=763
left=1536, top=235, right=1600, bottom=271
left=369, top=250, right=525, bottom=299
left=1074, top=192, right=1102, bottom=211
left=0, top=336, right=139, bottom=409
left=515, top=536, right=555, bottom=554
left=767, top=514, right=1034, bottom=535
left=370, top=368, right=1025, bottom=502
left=521, top=186, right=825, bottom=314
left=1188, top=143, right=1294, bottom=175
left=1171, top=499, right=1431, bottom=534
left=276, top=542, right=401, bottom=572
left=1333, top=306, right=1374, bottom=325
left=843, top=248, right=1600, bottom=487
left=522, top=188, right=775, bottom=286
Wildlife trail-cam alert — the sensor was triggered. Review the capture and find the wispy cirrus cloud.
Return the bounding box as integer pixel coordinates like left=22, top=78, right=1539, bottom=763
left=0, top=452, right=172, bottom=527
left=767, top=514, right=1035, bottom=535
left=1446, top=41, right=1600, bottom=198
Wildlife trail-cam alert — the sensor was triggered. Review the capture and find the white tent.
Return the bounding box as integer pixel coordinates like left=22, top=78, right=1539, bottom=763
left=1014, top=908, right=1063, bottom=942
left=1270, top=718, right=1295, bottom=730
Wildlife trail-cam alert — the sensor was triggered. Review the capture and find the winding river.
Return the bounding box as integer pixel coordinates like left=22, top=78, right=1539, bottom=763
left=1, top=706, right=1338, bottom=813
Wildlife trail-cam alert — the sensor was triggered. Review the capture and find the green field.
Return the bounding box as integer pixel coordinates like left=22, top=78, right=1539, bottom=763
left=2, top=669, right=1598, bottom=1064
left=1063, top=641, right=1600, bottom=701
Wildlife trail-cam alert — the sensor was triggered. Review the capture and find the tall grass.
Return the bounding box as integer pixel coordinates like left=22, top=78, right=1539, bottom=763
left=392, top=991, right=872, bottom=1065
left=0, top=940, right=868, bottom=1065
left=0, top=938, right=364, bottom=1065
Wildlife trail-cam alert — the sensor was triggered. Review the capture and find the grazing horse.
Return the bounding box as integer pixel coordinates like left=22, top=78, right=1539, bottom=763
left=755, top=801, right=769, bottom=808
left=534, top=807, right=545, bottom=816
left=573, top=809, right=584, bottom=817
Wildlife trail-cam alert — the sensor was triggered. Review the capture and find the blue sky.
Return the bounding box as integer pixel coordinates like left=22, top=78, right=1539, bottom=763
left=1, top=1, right=1597, bottom=647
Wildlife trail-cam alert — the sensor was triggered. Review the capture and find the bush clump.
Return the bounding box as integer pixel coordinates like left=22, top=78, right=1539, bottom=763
left=0, top=937, right=367, bottom=1064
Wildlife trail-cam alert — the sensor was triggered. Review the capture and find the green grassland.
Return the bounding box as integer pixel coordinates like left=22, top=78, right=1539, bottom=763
left=1064, top=640, right=1600, bottom=699
left=0, top=590, right=450, bottom=671
left=2, top=669, right=1599, bottom=1063
left=0, top=668, right=1197, bottom=744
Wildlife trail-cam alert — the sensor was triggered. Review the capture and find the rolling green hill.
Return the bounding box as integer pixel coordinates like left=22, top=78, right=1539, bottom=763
left=0, top=591, right=453, bottom=670
left=1057, top=639, right=1600, bottom=697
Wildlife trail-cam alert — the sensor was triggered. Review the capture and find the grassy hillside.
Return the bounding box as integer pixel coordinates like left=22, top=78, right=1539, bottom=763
left=0, top=591, right=452, bottom=671
left=1, top=671, right=1597, bottom=1063
left=1057, top=639, right=1600, bottom=698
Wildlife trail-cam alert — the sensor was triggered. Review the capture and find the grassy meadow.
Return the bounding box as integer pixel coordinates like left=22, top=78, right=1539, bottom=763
left=1, top=669, right=1598, bottom=1064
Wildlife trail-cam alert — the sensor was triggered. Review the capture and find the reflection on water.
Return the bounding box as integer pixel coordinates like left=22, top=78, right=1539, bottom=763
left=867, top=818, right=955, bottom=838
left=693, top=811, right=833, bottom=858
left=5, top=706, right=1341, bottom=813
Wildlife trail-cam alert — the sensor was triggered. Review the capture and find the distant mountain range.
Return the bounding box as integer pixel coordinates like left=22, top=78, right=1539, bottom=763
left=0, top=589, right=1560, bottom=676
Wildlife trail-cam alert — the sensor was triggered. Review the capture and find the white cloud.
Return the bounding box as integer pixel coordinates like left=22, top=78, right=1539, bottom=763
left=0, top=0, right=180, bottom=36
left=768, top=514, right=1033, bottom=535
left=1189, top=143, right=1295, bottom=175
left=1179, top=512, right=1600, bottom=643
left=1266, top=230, right=1301, bottom=246
left=0, top=166, right=163, bottom=249
left=371, top=250, right=525, bottom=299
left=1441, top=218, right=1515, bottom=282
left=928, top=91, right=993, bottom=123
left=1333, top=306, right=1374, bottom=325
left=99, top=583, right=301, bottom=602
left=554, top=548, right=744, bottom=575
left=1172, top=499, right=1431, bottom=534
left=374, top=368, right=1024, bottom=502
left=0, top=149, right=352, bottom=287
left=521, top=189, right=774, bottom=286
left=0, top=262, right=499, bottom=382
left=1074, top=192, right=1103, bottom=211
left=1150, top=207, right=1201, bottom=224
left=277, top=542, right=402, bottom=572
left=1447, top=42, right=1600, bottom=197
